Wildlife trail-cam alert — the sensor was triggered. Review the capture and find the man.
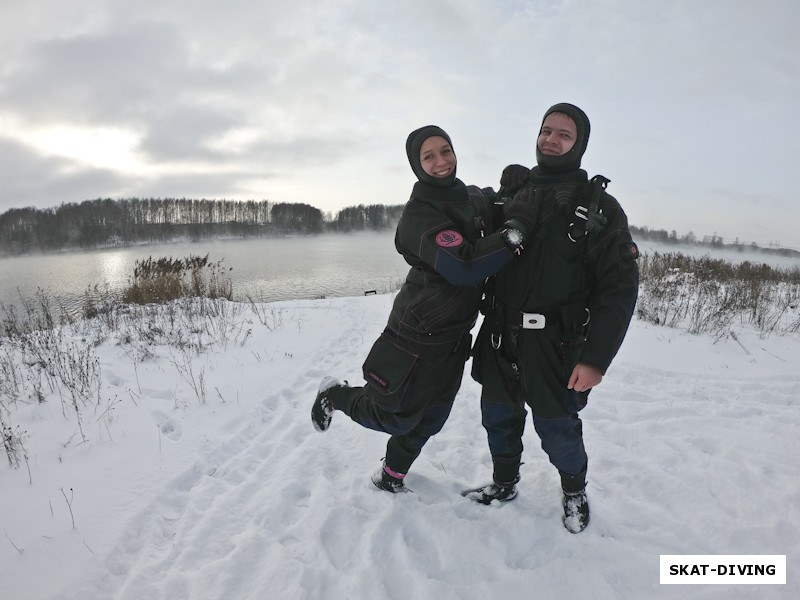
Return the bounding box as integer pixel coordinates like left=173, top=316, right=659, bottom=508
left=465, top=103, right=640, bottom=533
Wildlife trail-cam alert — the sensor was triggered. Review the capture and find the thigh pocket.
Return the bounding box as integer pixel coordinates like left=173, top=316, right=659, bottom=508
left=362, top=334, right=419, bottom=410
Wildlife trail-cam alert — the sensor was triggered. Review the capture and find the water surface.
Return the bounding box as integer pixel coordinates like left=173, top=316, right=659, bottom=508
left=0, top=232, right=408, bottom=314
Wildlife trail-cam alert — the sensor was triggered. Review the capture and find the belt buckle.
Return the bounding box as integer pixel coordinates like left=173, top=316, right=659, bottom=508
left=521, top=312, right=546, bottom=330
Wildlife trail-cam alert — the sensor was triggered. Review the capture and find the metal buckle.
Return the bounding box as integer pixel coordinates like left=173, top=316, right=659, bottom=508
left=568, top=205, right=589, bottom=243
left=491, top=333, right=502, bottom=349
left=574, top=205, right=589, bottom=221
left=521, top=312, right=546, bottom=330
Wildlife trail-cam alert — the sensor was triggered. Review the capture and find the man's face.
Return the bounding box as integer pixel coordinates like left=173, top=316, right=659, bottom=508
left=537, top=113, right=577, bottom=156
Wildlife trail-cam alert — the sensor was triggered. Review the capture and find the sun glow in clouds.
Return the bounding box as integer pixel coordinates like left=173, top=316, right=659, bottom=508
left=27, top=124, right=143, bottom=172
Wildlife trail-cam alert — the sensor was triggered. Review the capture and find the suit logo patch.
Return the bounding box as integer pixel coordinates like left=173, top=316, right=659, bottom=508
left=620, top=241, right=640, bottom=262
left=435, top=230, right=463, bottom=247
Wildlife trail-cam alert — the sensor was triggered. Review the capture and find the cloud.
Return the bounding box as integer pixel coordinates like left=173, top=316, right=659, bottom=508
left=0, top=0, right=799, bottom=246
left=2, top=21, right=183, bottom=120
left=0, top=137, right=127, bottom=207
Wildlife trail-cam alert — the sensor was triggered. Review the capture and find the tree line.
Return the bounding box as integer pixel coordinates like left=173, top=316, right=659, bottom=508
left=2, top=197, right=796, bottom=260
left=0, top=198, right=406, bottom=255
left=629, top=225, right=800, bottom=260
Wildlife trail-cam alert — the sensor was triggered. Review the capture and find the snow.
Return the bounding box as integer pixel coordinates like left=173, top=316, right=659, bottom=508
left=1, top=284, right=799, bottom=598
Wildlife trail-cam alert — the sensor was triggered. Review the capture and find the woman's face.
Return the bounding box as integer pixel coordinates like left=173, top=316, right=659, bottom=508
left=537, top=113, right=577, bottom=156
left=419, top=136, right=456, bottom=179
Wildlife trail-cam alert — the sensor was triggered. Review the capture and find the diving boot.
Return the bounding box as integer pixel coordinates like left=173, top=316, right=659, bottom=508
left=371, top=462, right=409, bottom=494
left=461, top=475, right=520, bottom=505
left=311, top=377, right=345, bottom=432
left=562, top=488, right=590, bottom=533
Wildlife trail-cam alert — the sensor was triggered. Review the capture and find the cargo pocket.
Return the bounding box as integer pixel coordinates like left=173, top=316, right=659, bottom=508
left=362, top=333, right=419, bottom=412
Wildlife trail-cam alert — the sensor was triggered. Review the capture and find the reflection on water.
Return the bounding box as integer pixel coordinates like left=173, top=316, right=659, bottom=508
left=0, top=232, right=408, bottom=315
left=99, top=250, right=130, bottom=289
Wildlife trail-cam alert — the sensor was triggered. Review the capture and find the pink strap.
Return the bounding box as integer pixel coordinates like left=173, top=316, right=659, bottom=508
left=384, top=465, right=406, bottom=479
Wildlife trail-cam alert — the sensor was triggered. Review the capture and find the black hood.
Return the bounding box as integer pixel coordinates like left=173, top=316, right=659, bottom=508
left=535, top=103, right=590, bottom=175
left=406, top=125, right=457, bottom=188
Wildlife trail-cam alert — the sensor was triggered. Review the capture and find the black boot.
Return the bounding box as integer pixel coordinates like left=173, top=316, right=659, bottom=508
left=311, top=377, right=346, bottom=432
left=461, top=475, right=520, bottom=505
left=562, top=488, right=590, bottom=533
left=371, top=462, right=409, bottom=494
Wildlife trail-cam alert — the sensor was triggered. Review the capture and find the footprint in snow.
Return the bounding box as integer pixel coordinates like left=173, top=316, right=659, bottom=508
left=151, top=409, right=182, bottom=441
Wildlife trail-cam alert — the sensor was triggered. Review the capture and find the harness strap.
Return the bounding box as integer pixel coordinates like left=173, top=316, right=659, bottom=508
left=568, top=174, right=610, bottom=243
left=585, top=175, right=610, bottom=235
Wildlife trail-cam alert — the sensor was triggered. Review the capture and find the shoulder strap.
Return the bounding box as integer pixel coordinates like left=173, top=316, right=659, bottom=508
left=466, top=185, right=492, bottom=236
left=568, top=175, right=609, bottom=242
left=585, top=175, right=610, bottom=235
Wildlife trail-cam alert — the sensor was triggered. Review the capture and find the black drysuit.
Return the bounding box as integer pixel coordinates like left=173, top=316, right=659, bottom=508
left=472, top=170, right=639, bottom=489
left=331, top=179, right=514, bottom=473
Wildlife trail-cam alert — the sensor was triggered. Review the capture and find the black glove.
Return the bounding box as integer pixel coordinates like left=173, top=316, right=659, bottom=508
left=503, top=187, right=540, bottom=235
left=499, top=164, right=531, bottom=195
left=500, top=218, right=527, bottom=252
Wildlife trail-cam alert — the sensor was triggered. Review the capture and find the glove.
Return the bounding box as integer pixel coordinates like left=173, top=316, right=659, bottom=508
left=499, top=164, right=531, bottom=195
left=503, top=187, right=540, bottom=235
left=500, top=218, right=527, bottom=252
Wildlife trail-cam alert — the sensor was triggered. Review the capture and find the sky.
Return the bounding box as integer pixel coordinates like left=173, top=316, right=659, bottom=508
left=1, top=0, right=798, bottom=248
left=1, top=244, right=797, bottom=598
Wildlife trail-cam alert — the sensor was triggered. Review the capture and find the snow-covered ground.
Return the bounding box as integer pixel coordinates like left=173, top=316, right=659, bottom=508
left=1, top=268, right=798, bottom=598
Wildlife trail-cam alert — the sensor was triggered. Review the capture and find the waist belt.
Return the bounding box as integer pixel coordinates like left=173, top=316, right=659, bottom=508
left=506, top=309, right=561, bottom=330
left=490, top=307, right=561, bottom=350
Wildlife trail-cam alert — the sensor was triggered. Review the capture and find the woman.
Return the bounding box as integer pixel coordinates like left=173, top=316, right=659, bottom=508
left=311, top=125, right=530, bottom=493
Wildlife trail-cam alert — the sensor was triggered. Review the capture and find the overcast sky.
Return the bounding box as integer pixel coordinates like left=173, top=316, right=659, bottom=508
left=1, top=0, right=798, bottom=247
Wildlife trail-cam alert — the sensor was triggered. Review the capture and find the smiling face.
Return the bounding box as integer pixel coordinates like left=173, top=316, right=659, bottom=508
left=419, top=136, right=456, bottom=179
left=537, top=112, right=578, bottom=156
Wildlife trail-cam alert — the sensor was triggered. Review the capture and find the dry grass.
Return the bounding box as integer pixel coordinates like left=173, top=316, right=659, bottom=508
left=120, top=254, right=233, bottom=305
left=636, top=252, right=800, bottom=337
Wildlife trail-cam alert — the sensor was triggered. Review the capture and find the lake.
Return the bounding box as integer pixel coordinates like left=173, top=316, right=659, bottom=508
left=1, top=233, right=797, bottom=318
left=0, top=232, right=409, bottom=316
